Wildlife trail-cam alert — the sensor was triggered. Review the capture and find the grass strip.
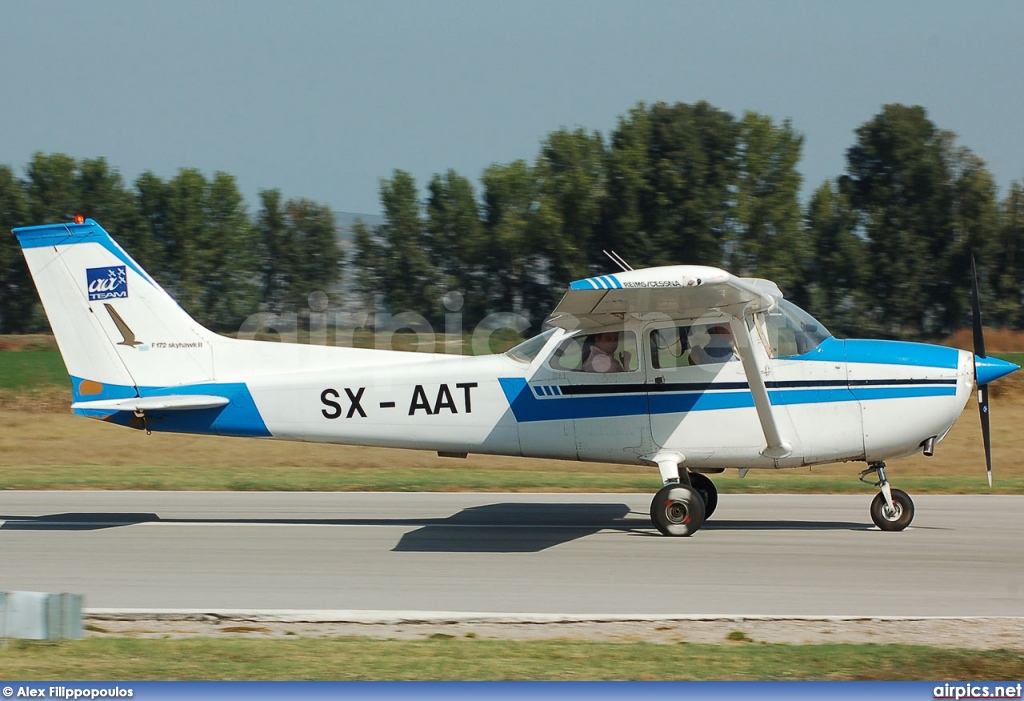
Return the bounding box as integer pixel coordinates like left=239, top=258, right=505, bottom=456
left=0, top=351, right=69, bottom=390
left=2, top=638, right=1023, bottom=680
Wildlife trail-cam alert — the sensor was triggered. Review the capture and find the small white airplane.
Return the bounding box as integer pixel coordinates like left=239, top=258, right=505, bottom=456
left=14, top=218, right=1019, bottom=536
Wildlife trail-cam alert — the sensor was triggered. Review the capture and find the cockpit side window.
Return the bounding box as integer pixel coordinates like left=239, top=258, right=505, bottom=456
left=650, top=323, right=740, bottom=367
left=549, top=331, right=639, bottom=373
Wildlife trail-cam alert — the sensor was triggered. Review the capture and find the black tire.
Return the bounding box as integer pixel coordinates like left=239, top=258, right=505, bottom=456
left=870, top=489, right=915, bottom=531
left=650, top=483, right=706, bottom=537
left=687, top=472, right=719, bottom=519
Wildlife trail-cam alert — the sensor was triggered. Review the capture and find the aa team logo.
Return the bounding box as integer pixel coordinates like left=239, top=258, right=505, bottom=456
left=86, top=266, right=128, bottom=301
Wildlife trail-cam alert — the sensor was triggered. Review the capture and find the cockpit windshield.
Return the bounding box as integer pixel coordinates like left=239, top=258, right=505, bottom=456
left=764, top=299, right=831, bottom=358
left=504, top=328, right=558, bottom=364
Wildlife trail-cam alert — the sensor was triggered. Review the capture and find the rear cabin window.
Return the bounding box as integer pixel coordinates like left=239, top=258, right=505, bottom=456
left=650, top=326, right=691, bottom=369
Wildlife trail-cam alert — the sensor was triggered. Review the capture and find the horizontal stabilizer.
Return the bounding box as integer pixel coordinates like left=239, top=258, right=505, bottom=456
left=71, top=395, right=230, bottom=412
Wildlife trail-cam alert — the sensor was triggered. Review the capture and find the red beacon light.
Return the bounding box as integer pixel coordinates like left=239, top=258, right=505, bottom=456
left=73, top=214, right=86, bottom=224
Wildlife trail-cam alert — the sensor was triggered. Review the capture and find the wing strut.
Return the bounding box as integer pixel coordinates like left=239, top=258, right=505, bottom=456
left=729, top=315, right=792, bottom=459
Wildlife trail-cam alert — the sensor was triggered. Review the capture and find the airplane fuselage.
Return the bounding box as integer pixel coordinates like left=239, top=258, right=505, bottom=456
left=86, top=328, right=974, bottom=472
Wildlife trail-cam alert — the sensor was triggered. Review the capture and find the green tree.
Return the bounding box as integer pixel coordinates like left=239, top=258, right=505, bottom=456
left=134, top=171, right=170, bottom=277
left=842, top=104, right=954, bottom=338
left=203, top=171, right=260, bottom=330
left=604, top=101, right=739, bottom=268
left=160, top=169, right=260, bottom=330
left=19, top=154, right=158, bottom=331
left=731, top=113, right=805, bottom=293
left=25, top=152, right=79, bottom=223
left=481, top=160, right=539, bottom=319
left=990, top=181, right=1024, bottom=328
left=283, top=197, right=342, bottom=310
left=75, top=158, right=163, bottom=275
left=376, top=170, right=441, bottom=320
left=162, top=168, right=211, bottom=312
left=802, top=180, right=869, bottom=336
left=843, top=105, right=1002, bottom=338
left=351, top=217, right=383, bottom=312
left=426, top=170, right=487, bottom=324
left=256, top=189, right=289, bottom=309
left=75, top=158, right=135, bottom=231
left=0, top=165, right=31, bottom=332
left=532, top=128, right=607, bottom=289
left=600, top=104, right=651, bottom=264
left=939, top=138, right=1000, bottom=332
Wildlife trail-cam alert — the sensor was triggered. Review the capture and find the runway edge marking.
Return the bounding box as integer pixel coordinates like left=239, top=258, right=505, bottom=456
left=85, top=609, right=1024, bottom=624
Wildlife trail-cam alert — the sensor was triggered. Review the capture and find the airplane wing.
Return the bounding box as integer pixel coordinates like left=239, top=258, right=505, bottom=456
left=548, top=266, right=781, bottom=330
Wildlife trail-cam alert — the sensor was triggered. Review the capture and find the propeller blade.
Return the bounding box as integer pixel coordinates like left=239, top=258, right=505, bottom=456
left=971, top=254, right=992, bottom=487
left=971, top=255, right=986, bottom=360
left=978, top=384, right=992, bottom=488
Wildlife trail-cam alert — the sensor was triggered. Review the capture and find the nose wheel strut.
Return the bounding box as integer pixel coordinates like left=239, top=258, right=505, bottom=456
left=860, top=462, right=915, bottom=531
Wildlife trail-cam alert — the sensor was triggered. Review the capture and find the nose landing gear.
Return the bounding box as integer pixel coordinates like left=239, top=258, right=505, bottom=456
left=860, top=462, right=915, bottom=531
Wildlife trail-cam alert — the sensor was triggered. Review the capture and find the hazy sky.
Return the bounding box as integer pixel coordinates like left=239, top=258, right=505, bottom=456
left=3, top=1, right=1022, bottom=216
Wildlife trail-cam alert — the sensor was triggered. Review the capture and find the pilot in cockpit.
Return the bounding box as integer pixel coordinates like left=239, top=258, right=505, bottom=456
left=582, top=331, right=631, bottom=373
left=690, top=324, right=739, bottom=365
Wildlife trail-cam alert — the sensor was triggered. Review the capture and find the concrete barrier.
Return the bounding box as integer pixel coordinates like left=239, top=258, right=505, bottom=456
left=0, top=591, right=83, bottom=640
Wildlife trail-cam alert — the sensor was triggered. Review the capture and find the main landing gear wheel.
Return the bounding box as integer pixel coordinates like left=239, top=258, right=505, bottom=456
left=650, top=483, right=706, bottom=537
left=687, top=472, right=719, bottom=519
left=870, top=489, right=915, bottom=531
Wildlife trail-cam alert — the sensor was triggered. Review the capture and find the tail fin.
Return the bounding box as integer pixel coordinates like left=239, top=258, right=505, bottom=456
left=15, top=219, right=220, bottom=405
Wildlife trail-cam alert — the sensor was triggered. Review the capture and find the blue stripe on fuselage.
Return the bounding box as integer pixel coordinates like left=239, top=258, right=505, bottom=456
left=787, top=337, right=960, bottom=369
left=499, top=376, right=957, bottom=423
left=844, top=339, right=960, bottom=368
left=499, top=377, right=648, bottom=421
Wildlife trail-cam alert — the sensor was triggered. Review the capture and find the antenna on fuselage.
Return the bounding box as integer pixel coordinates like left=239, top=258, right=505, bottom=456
left=602, top=250, right=633, bottom=272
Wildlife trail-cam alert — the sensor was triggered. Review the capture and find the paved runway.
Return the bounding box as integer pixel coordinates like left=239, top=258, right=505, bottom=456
left=1, top=491, right=1021, bottom=616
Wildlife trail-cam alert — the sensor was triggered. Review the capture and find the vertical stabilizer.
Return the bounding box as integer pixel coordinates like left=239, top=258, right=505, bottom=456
left=15, top=219, right=220, bottom=402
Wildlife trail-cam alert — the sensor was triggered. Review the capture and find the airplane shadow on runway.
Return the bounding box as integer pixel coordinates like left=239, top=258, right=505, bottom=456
left=0, top=506, right=646, bottom=552
left=392, top=503, right=642, bottom=552
left=387, top=508, right=874, bottom=550
left=0, top=505, right=876, bottom=552
left=0, top=513, right=161, bottom=530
